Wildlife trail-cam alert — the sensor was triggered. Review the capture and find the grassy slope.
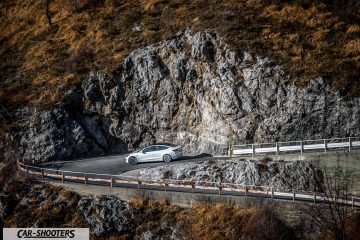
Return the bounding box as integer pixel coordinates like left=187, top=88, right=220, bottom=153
left=0, top=0, right=359, bottom=112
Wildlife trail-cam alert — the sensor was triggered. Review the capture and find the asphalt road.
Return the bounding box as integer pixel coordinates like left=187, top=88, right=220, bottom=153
left=40, top=153, right=229, bottom=175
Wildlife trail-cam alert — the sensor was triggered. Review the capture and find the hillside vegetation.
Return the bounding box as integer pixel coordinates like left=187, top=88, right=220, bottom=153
left=0, top=0, right=359, bottom=111
left=0, top=165, right=294, bottom=240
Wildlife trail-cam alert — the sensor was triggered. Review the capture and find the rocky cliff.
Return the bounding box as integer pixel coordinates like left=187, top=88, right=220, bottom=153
left=15, top=30, right=360, bottom=162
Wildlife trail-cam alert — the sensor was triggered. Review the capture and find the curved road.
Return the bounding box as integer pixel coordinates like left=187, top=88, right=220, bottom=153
left=25, top=152, right=360, bottom=208
left=40, top=154, right=229, bottom=175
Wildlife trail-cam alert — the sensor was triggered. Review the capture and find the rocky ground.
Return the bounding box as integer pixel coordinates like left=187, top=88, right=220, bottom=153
left=1, top=30, right=359, bottom=163
left=138, top=159, right=323, bottom=191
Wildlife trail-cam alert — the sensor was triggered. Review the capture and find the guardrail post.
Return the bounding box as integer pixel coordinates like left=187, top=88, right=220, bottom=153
left=218, top=183, right=222, bottom=195
left=61, top=171, right=64, bottom=183
left=293, top=190, right=296, bottom=202
left=349, top=137, right=352, bottom=152
left=271, top=187, right=274, bottom=199
left=245, top=186, right=248, bottom=197
left=324, top=139, right=327, bottom=154
left=84, top=174, right=87, bottom=185
left=300, top=141, right=303, bottom=155
left=137, top=176, right=141, bottom=190
left=276, top=142, right=279, bottom=156
left=252, top=144, right=255, bottom=157
left=163, top=179, right=167, bottom=191
left=314, top=192, right=316, bottom=204
left=352, top=196, right=354, bottom=210
left=191, top=181, right=195, bottom=193
left=41, top=169, right=44, bottom=180
left=110, top=177, right=113, bottom=188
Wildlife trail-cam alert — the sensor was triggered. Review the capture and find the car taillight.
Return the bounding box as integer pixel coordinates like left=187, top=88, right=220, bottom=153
left=173, top=148, right=182, bottom=153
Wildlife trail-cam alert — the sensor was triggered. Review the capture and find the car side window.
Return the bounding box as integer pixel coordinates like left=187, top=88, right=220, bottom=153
left=155, top=146, right=168, bottom=151
left=143, top=146, right=154, bottom=153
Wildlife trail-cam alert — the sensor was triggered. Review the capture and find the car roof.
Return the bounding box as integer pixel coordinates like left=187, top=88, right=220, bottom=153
left=147, top=143, right=177, bottom=147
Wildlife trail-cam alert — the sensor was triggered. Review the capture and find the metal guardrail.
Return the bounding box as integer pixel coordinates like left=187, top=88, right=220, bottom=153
left=233, top=137, right=360, bottom=157
left=17, top=160, right=360, bottom=208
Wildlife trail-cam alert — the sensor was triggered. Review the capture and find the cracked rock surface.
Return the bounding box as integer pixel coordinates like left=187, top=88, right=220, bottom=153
left=16, top=30, right=360, bottom=162
left=78, top=195, right=133, bottom=236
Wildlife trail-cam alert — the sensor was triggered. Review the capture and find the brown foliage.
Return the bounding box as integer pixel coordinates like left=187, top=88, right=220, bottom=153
left=128, top=198, right=294, bottom=239
left=2, top=181, right=87, bottom=229
left=0, top=0, right=359, bottom=112
left=176, top=204, right=293, bottom=240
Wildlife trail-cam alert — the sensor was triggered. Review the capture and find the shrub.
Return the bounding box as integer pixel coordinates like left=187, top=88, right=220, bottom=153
left=163, top=170, right=173, bottom=179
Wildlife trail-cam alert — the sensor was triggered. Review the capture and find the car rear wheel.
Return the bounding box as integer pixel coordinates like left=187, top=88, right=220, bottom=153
left=163, top=154, right=172, bottom=163
left=129, top=156, right=138, bottom=165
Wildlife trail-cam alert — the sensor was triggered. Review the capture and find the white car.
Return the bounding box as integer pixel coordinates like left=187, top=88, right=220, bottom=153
left=125, top=144, right=183, bottom=165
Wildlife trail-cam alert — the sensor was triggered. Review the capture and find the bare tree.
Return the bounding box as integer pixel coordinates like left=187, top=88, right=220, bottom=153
left=302, top=161, right=356, bottom=240
left=45, top=0, right=51, bottom=25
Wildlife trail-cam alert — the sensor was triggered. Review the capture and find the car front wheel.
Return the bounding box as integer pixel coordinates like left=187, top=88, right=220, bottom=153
left=163, top=154, right=172, bottom=163
left=129, top=156, right=138, bottom=165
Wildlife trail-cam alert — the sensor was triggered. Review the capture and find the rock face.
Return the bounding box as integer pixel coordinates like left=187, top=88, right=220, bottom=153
left=82, top=30, right=360, bottom=155
left=17, top=30, right=360, bottom=161
left=19, top=104, right=126, bottom=163
left=138, top=159, right=322, bottom=191
left=78, top=195, right=133, bottom=236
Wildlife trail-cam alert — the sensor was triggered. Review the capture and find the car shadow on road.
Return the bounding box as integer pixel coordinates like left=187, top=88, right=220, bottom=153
left=176, top=153, right=213, bottom=161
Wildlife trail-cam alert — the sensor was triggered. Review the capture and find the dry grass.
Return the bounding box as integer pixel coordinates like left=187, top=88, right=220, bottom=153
left=176, top=204, right=293, bottom=240
left=128, top=198, right=294, bottom=239
left=0, top=0, right=359, bottom=112
left=343, top=39, right=360, bottom=58
left=2, top=180, right=87, bottom=229
left=346, top=24, right=360, bottom=35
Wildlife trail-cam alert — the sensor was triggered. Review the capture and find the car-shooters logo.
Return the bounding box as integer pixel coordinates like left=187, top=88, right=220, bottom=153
left=3, top=228, right=89, bottom=240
